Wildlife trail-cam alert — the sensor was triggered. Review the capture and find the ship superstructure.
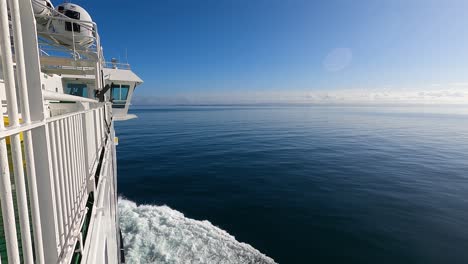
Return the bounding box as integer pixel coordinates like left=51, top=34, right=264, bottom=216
left=0, top=0, right=141, bottom=263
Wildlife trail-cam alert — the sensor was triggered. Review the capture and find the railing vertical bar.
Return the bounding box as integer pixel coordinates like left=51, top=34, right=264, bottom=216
left=82, top=112, right=93, bottom=192
left=56, top=120, right=68, bottom=235
left=68, top=117, right=77, bottom=207
left=44, top=124, right=60, bottom=251
left=54, top=121, right=69, bottom=244
left=94, top=109, right=101, bottom=151
left=11, top=134, right=35, bottom=264
left=64, top=118, right=76, bottom=252
left=76, top=115, right=84, bottom=191
left=71, top=116, right=81, bottom=210
left=0, top=138, right=20, bottom=263
left=92, top=110, right=97, bottom=163
left=101, top=108, right=105, bottom=141
left=94, top=109, right=101, bottom=152
left=59, top=119, right=73, bottom=231
left=99, top=108, right=103, bottom=142
left=64, top=118, right=77, bottom=216
left=77, top=115, right=86, bottom=192
left=22, top=129, right=45, bottom=264
left=0, top=4, right=19, bottom=263
left=71, top=13, right=76, bottom=59
left=81, top=115, right=87, bottom=188
left=81, top=115, right=88, bottom=189
left=70, top=117, right=79, bottom=215
left=48, top=122, right=64, bottom=249
left=0, top=0, right=29, bottom=262
left=73, top=116, right=81, bottom=210
left=98, top=109, right=102, bottom=152
left=84, top=112, right=90, bottom=167
left=100, top=108, right=104, bottom=144
left=70, top=117, right=79, bottom=214
left=84, top=112, right=92, bottom=171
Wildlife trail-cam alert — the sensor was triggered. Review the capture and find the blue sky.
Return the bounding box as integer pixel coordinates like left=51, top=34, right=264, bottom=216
left=75, top=0, right=468, bottom=104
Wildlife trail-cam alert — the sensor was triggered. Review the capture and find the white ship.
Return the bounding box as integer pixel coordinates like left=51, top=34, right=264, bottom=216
left=0, top=0, right=142, bottom=263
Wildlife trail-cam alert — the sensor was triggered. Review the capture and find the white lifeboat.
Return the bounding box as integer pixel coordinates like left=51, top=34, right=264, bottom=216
left=36, top=3, right=95, bottom=49
left=50, top=3, right=95, bottom=48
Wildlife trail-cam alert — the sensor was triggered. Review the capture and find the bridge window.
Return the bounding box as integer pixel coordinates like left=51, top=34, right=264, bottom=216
left=66, top=83, right=88, bottom=97
left=111, top=84, right=130, bottom=108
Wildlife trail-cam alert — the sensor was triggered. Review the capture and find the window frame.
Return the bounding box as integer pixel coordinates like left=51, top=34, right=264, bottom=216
left=111, top=84, right=130, bottom=108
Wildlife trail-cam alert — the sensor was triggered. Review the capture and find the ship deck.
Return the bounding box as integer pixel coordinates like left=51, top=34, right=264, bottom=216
left=0, top=144, right=28, bottom=263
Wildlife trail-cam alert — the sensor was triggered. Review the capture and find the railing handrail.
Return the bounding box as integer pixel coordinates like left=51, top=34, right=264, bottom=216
left=104, top=61, right=131, bottom=70
left=35, top=14, right=97, bottom=30
left=43, top=90, right=98, bottom=103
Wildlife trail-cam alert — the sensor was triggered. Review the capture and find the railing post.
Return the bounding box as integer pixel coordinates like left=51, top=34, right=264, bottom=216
left=0, top=1, right=21, bottom=263
left=71, top=17, right=76, bottom=59
left=95, top=61, right=102, bottom=91
left=17, top=0, right=60, bottom=262
left=4, top=0, right=41, bottom=262
left=94, top=108, right=101, bottom=151
left=31, top=126, right=60, bottom=260
left=82, top=111, right=95, bottom=194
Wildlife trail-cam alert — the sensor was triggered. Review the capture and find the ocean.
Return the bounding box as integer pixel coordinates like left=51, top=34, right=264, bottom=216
left=115, top=105, right=468, bottom=264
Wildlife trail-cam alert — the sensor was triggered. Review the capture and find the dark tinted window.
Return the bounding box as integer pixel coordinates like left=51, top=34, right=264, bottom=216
left=65, top=83, right=88, bottom=97
left=64, top=10, right=81, bottom=33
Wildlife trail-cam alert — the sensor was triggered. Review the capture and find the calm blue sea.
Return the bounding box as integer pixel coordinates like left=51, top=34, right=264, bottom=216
left=115, top=105, right=468, bottom=264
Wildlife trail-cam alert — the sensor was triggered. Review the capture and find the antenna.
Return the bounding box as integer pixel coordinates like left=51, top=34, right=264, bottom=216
left=125, top=48, right=128, bottom=64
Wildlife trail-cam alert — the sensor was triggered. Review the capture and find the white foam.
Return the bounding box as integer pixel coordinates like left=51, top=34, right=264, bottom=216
left=118, top=198, right=277, bottom=264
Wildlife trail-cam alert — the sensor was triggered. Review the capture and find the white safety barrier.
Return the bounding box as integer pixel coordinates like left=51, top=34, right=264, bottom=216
left=0, top=0, right=112, bottom=263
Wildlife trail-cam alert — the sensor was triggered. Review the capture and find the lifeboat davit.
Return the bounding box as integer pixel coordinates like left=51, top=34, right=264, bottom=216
left=32, top=0, right=53, bottom=16
left=32, top=0, right=54, bottom=25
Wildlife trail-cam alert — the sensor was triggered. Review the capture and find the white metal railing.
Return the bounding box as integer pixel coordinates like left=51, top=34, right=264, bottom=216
left=46, top=105, right=110, bottom=262
left=0, top=101, right=110, bottom=263
left=103, top=61, right=131, bottom=70
left=0, top=0, right=113, bottom=263
left=43, top=90, right=98, bottom=103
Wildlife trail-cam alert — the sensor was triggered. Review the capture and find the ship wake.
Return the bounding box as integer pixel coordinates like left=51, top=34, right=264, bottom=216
left=118, top=198, right=277, bottom=264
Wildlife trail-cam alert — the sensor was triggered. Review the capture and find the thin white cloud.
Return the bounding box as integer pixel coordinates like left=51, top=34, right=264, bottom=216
left=323, top=48, right=353, bottom=72
left=133, top=87, right=468, bottom=105
left=449, top=82, right=468, bottom=87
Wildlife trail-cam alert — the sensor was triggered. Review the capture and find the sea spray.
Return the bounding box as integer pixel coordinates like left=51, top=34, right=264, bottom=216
left=118, top=198, right=277, bottom=264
